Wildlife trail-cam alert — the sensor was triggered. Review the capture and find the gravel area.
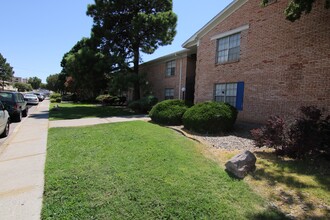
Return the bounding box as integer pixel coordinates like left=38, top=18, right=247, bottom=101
left=171, top=122, right=267, bottom=152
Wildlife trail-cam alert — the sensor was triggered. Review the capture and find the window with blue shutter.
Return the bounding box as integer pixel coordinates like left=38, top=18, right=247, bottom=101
left=214, top=82, right=244, bottom=111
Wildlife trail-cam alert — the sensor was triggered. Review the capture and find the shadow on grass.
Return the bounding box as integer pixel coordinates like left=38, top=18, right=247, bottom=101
left=251, top=151, right=330, bottom=219
left=49, top=105, right=135, bottom=120
left=254, top=151, right=330, bottom=191
left=248, top=207, right=290, bottom=220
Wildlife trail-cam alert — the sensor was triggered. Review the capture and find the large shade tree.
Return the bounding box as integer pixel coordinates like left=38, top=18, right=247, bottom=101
left=14, top=82, right=33, bottom=92
left=262, top=0, right=329, bottom=22
left=46, top=73, right=68, bottom=94
left=0, top=53, right=14, bottom=90
left=61, top=37, right=110, bottom=100
left=28, top=76, right=42, bottom=89
left=87, top=0, right=177, bottom=100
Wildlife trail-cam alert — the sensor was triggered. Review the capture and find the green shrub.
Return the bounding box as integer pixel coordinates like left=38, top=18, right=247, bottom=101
left=50, top=99, right=56, bottom=103
left=96, top=94, right=113, bottom=104
left=50, top=93, right=61, bottom=100
left=128, top=101, right=141, bottom=112
left=96, top=95, right=127, bottom=105
left=55, top=98, right=61, bottom=103
left=61, top=94, right=78, bottom=102
left=128, top=95, right=158, bottom=113
left=225, top=103, right=238, bottom=126
left=149, top=99, right=188, bottom=125
left=139, top=96, right=157, bottom=112
left=183, top=101, right=238, bottom=134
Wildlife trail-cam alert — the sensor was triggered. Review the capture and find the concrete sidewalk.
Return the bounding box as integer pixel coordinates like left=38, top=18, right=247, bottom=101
left=49, top=114, right=150, bottom=128
left=0, top=100, right=49, bottom=220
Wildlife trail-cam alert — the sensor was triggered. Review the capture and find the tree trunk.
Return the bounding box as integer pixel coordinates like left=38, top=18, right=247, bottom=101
left=132, top=46, right=140, bottom=101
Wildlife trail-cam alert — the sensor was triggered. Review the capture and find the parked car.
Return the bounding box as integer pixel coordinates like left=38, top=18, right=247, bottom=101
left=0, top=101, right=10, bottom=138
left=24, top=93, right=39, bottom=105
left=33, top=92, right=44, bottom=101
left=0, top=91, right=28, bottom=122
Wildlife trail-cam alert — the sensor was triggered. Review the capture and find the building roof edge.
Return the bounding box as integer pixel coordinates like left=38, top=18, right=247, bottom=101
left=182, top=0, right=248, bottom=48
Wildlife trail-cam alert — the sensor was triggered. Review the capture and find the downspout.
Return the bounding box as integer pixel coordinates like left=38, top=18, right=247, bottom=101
left=179, top=57, right=183, bottom=100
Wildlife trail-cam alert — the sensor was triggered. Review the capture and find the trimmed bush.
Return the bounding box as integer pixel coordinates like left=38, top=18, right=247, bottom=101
left=62, top=94, right=78, bottom=102
left=149, top=99, right=188, bottom=125
left=50, top=93, right=61, bottom=100
left=96, top=94, right=115, bottom=105
left=128, top=95, right=158, bottom=113
left=96, top=95, right=127, bottom=105
left=128, top=101, right=141, bottom=112
left=183, top=101, right=238, bottom=134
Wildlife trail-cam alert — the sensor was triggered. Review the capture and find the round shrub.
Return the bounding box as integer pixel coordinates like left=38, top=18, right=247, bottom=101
left=139, top=95, right=158, bottom=112
left=183, top=101, right=238, bottom=134
left=62, top=93, right=78, bottom=102
left=128, top=95, right=158, bottom=113
left=149, top=99, right=188, bottom=125
left=50, top=93, right=61, bottom=100
left=128, top=100, right=141, bottom=112
left=96, top=94, right=117, bottom=105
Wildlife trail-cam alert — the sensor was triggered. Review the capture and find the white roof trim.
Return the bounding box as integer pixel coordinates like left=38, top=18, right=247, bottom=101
left=140, top=49, right=195, bottom=66
left=210, top=24, right=249, bottom=40
left=182, top=0, right=248, bottom=48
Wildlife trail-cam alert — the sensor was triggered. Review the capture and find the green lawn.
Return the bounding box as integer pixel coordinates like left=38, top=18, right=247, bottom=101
left=49, top=103, right=134, bottom=120
left=42, top=121, right=286, bottom=219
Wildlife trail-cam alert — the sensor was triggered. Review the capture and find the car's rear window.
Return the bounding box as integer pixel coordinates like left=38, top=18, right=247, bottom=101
left=0, top=93, right=14, bottom=102
left=25, top=94, right=36, bottom=98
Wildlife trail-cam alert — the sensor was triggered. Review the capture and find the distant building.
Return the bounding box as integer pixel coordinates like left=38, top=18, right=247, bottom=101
left=140, top=49, right=196, bottom=104
left=12, top=77, right=28, bottom=84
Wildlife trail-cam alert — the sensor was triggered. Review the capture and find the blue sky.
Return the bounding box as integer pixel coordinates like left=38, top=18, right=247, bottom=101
left=0, top=0, right=232, bottom=83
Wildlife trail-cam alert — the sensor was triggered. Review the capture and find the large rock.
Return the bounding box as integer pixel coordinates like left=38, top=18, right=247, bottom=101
left=225, top=150, right=256, bottom=179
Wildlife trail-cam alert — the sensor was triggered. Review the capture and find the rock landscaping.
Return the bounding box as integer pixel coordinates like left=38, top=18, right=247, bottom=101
left=170, top=122, right=266, bottom=152
left=225, top=150, right=257, bottom=179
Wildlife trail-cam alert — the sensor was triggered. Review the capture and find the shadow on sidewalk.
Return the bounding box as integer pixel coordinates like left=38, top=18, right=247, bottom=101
left=28, top=111, right=49, bottom=120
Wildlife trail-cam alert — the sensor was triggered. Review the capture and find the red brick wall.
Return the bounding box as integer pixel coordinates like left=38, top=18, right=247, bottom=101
left=140, top=55, right=189, bottom=101
left=195, top=0, right=330, bottom=123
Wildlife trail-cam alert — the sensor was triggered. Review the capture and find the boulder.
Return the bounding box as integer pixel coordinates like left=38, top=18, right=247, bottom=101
left=225, top=150, right=256, bottom=179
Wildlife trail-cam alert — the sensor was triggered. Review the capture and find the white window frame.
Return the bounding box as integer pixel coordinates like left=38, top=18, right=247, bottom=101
left=165, top=60, right=176, bottom=77
left=214, top=83, right=237, bottom=107
left=216, top=33, right=241, bottom=64
left=164, top=88, right=174, bottom=100
left=211, top=24, right=249, bottom=64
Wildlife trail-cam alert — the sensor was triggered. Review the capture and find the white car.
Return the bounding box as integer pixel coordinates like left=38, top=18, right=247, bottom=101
left=0, top=101, right=10, bottom=138
left=33, top=92, right=45, bottom=101
left=24, top=93, right=39, bottom=105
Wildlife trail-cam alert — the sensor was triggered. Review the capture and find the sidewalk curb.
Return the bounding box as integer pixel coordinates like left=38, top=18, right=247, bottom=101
left=0, top=115, right=29, bottom=156
left=0, top=103, right=41, bottom=156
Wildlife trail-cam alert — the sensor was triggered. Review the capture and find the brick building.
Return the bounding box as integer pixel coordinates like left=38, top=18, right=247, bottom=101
left=142, top=0, right=330, bottom=123
left=140, top=49, right=197, bottom=104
